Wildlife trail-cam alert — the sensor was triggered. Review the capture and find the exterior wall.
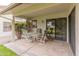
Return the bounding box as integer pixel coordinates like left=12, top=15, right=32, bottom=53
left=15, top=17, right=26, bottom=22
left=33, top=12, right=67, bottom=35
left=0, top=14, right=13, bottom=37
left=0, top=14, right=26, bottom=37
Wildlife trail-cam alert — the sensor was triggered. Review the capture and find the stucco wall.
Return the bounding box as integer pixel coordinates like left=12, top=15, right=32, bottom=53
left=0, top=14, right=12, bottom=37
left=33, top=12, right=67, bottom=34
left=0, top=14, right=26, bottom=37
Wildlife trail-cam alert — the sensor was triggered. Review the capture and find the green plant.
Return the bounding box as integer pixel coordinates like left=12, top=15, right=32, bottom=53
left=26, top=21, right=33, bottom=32
left=47, top=28, right=51, bottom=34
left=15, top=22, right=27, bottom=31
left=15, top=23, right=22, bottom=32
left=15, top=22, right=27, bottom=39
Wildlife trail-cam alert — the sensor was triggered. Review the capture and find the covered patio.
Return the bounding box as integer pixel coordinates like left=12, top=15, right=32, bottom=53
left=0, top=3, right=75, bottom=56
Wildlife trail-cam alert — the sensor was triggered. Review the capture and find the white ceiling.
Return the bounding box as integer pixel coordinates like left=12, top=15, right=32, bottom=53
left=6, top=3, right=74, bottom=18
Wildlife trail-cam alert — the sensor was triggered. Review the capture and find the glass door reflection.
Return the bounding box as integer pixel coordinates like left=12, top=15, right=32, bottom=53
left=46, top=18, right=67, bottom=41
left=46, top=19, right=55, bottom=39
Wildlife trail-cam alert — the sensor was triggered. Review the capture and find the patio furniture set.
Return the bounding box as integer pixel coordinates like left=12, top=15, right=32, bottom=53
left=22, top=28, right=48, bottom=43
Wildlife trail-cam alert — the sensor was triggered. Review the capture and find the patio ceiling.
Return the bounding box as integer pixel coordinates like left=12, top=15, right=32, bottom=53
left=0, top=3, right=74, bottom=18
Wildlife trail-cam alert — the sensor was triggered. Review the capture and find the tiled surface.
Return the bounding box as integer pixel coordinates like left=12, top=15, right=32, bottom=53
left=4, top=39, right=36, bottom=55
left=4, top=39, right=73, bottom=56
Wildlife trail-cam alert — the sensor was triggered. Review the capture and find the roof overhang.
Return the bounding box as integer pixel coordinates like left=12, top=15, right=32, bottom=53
left=0, top=3, right=75, bottom=18
left=0, top=3, right=22, bottom=15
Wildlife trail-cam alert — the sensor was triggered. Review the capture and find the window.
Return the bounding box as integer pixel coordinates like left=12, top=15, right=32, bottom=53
left=3, top=22, right=11, bottom=32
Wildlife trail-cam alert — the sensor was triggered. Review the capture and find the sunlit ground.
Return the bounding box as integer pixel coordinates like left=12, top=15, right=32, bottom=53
left=0, top=45, right=17, bottom=56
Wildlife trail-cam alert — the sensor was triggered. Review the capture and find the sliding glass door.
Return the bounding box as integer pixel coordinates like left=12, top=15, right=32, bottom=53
left=55, top=18, right=67, bottom=41
left=46, top=18, right=67, bottom=41
left=69, top=7, right=75, bottom=55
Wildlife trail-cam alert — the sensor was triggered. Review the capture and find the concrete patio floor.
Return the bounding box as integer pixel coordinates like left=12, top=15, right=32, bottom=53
left=0, top=36, right=13, bottom=44
left=4, top=39, right=73, bottom=56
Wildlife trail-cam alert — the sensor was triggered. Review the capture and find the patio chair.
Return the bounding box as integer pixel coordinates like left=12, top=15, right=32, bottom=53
left=21, top=29, right=27, bottom=39
left=21, top=29, right=33, bottom=41
left=26, top=32, right=34, bottom=42
left=26, top=28, right=37, bottom=42
left=35, top=29, right=47, bottom=43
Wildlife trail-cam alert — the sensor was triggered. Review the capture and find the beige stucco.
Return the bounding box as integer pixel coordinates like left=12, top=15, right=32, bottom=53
left=32, top=12, right=67, bottom=34
left=0, top=14, right=12, bottom=37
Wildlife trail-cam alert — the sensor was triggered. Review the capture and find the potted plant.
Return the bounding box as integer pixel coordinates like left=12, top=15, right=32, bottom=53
left=15, top=22, right=24, bottom=39
left=26, top=20, right=33, bottom=32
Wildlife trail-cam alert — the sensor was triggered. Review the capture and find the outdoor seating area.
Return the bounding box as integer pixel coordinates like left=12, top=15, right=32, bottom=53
left=0, top=3, right=76, bottom=56
left=22, top=28, right=48, bottom=43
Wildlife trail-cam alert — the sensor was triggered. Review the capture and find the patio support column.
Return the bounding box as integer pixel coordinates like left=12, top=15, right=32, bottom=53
left=11, top=16, right=16, bottom=40
left=76, top=4, right=79, bottom=56
left=67, top=17, right=69, bottom=43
